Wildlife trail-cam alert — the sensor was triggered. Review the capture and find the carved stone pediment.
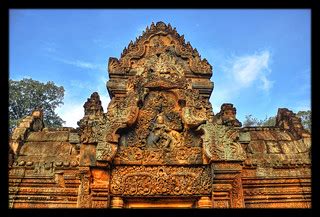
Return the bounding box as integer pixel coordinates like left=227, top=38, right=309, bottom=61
left=94, top=22, right=216, bottom=165
left=108, top=22, right=212, bottom=76
left=107, top=22, right=214, bottom=100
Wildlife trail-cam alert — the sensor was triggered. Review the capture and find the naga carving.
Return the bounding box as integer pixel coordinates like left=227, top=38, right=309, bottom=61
left=198, top=122, right=246, bottom=161
left=95, top=83, right=139, bottom=162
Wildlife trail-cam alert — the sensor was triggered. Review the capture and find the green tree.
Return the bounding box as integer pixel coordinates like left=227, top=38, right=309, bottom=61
left=9, top=78, right=65, bottom=132
left=243, top=115, right=263, bottom=127
left=297, top=110, right=311, bottom=132
left=243, top=110, right=310, bottom=129
left=261, top=116, right=276, bottom=126
left=243, top=115, right=276, bottom=127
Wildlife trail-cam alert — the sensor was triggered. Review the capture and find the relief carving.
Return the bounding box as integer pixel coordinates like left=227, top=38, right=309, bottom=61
left=78, top=92, right=105, bottom=144
left=101, top=39, right=213, bottom=165
left=77, top=167, right=92, bottom=208
left=110, top=166, right=212, bottom=196
left=96, top=81, right=140, bottom=162
left=231, top=174, right=244, bottom=208
left=8, top=21, right=311, bottom=209
left=109, top=22, right=212, bottom=75
left=112, top=74, right=210, bottom=165
left=198, top=122, right=246, bottom=161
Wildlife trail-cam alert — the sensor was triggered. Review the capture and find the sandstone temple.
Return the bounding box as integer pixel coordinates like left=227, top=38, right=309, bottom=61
left=9, top=22, right=311, bottom=208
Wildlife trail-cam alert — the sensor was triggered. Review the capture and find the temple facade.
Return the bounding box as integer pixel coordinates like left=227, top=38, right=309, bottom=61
left=8, top=22, right=311, bottom=208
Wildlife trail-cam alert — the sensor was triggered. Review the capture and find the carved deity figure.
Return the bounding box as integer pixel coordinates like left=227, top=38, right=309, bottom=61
left=147, top=114, right=182, bottom=150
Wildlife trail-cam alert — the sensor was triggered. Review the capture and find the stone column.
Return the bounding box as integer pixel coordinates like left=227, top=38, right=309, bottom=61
left=197, top=196, right=212, bottom=208
left=111, top=197, right=124, bottom=208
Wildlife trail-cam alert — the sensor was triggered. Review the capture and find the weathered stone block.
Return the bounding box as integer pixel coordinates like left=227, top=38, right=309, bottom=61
left=27, top=131, right=69, bottom=142
left=239, top=132, right=251, bottom=143
left=79, top=144, right=96, bottom=166
left=69, top=133, right=80, bottom=144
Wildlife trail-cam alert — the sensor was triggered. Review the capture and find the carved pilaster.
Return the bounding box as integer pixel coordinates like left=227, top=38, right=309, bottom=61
left=231, top=174, right=245, bottom=208
left=77, top=167, right=92, bottom=208
left=90, top=168, right=110, bottom=208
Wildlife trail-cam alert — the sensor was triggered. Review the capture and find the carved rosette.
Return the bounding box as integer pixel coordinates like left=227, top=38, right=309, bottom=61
left=110, top=166, right=212, bottom=196
left=198, top=122, right=246, bottom=161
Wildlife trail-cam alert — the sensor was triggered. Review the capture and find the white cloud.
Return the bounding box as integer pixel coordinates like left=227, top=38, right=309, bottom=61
left=51, top=56, right=105, bottom=71
left=56, top=101, right=84, bottom=128
left=56, top=93, right=110, bottom=128
left=260, top=75, right=273, bottom=91
left=210, top=88, right=233, bottom=114
left=41, top=41, right=57, bottom=53
left=210, top=49, right=274, bottom=113
left=100, top=95, right=111, bottom=111
left=229, top=50, right=273, bottom=91
left=66, top=59, right=104, bottom=71
left=70, top=80, right=92, bottom=90
left=10, top=75, right=31, bottom=80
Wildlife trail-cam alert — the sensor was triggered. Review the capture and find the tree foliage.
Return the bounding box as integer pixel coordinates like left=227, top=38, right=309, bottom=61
left=9, top=78, right=65, bottom=132
left=296, top=110, right=311, bottom=132
left=243, top=115, right=276, bottom=127
left=243, top=115, right=262, bottom=127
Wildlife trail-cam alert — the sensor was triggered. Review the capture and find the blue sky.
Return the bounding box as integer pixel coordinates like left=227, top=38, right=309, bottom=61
left=9, top=9, right=311, bottom=127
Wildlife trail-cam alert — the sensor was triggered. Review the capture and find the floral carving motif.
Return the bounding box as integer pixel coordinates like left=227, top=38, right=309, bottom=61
left=110, top=166, right=212, bottom=196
